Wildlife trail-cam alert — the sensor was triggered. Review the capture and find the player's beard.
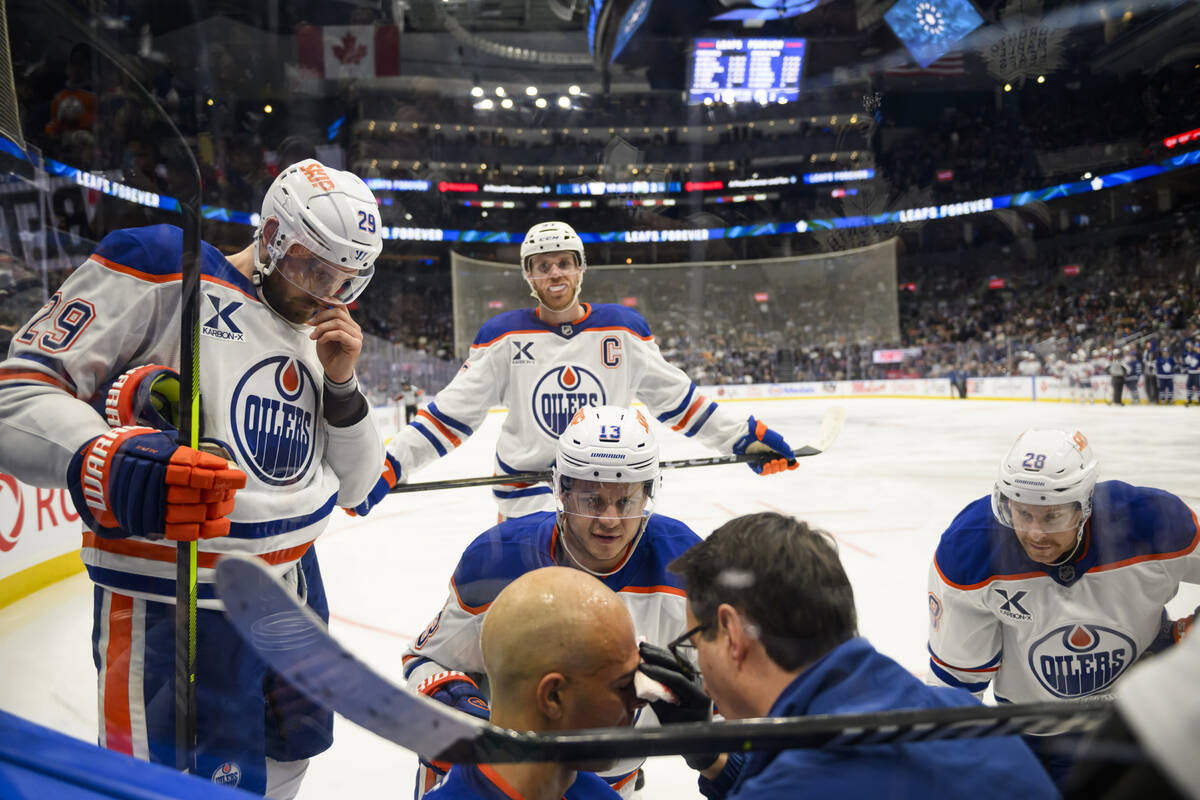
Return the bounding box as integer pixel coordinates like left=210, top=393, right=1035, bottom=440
left=260, top=270, right=323, bottom=326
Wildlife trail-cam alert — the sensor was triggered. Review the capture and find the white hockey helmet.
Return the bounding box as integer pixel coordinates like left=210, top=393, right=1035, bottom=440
left=554, top=405, right=661, bottom=572
left=254, top=159, right=382, bottom=305
left=991, top=429, right=1099, bottom=558
left=520, top=221, right=586, bottom=272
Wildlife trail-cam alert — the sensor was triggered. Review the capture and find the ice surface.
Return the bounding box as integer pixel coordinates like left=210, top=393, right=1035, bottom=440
left=3, top=397, right=1198, bottom=798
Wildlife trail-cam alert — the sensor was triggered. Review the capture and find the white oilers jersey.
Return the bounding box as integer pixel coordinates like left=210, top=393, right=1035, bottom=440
left=386, top=303, right=746, bottom=510
left=0, top=225, right=382, bottom=606
left=927, top=482, right=1200, bottom=705
left=402, top=511, right=699, bottom=780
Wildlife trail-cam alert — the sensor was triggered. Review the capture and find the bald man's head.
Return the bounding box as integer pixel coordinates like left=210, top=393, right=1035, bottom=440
left=481, top=567, right=642, bottom=743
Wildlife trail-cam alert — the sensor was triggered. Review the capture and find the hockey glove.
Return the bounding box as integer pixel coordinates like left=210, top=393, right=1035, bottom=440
left=731, top=416, right=797, bottom=475
left=346, top=452, right=402, bottom=516
left=67, top=426, right=247, bottom=541
left=636, top=642, right=718, bottom=771
left=92, top=364, right=182, bottom=432
left=414, top=670, right=490, bottom=778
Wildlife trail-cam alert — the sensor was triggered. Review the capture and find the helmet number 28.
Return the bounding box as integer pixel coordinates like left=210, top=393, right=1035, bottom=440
left=1022, top=452, right=1047, bottom=470
left=357, top=211, right=377, bottom=233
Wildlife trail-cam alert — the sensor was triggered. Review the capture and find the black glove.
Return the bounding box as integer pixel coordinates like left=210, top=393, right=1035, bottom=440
left=637, top=642, right=719, bottom=771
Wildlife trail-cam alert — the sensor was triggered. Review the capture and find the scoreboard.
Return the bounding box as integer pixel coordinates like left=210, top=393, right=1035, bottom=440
left=688, top=38, right=807, bottom=104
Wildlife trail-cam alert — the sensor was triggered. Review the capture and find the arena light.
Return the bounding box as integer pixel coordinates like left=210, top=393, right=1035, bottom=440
left=568, top=84, right=582, bottom=95
left=1163, top=126, right=1200, bottom=149
left=1063, top=264, right=1080, bottom=276
left=475, top=99, right=495, bottom=110
left=501, top=98, right=514, bottom=109
left=535, top=97, right=548, bottom=109
left=471, top=86, right=484, bottom=97
left=525, top=86, right=538, bottom=96
left=988, top=278, right=1006, bottom=289
left=495, top=86, right=507, bottom=97
left=557, top=96, right=572, bottom=109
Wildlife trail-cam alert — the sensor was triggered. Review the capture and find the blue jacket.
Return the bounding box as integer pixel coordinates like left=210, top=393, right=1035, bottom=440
left=699, top=638, right=1056, bottom=799
left=428, top=764, right=618, bottom=799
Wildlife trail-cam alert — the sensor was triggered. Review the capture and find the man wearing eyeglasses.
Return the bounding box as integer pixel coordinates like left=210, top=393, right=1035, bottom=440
left=402, top=405, right=701, bottom=798
left=664, top=512, right=1056, bottom=799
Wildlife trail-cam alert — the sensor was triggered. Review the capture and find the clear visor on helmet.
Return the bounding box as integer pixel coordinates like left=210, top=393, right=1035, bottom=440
left=274, top=245, right=374, bottom=305
left=555, top=475, right=657, bottom=522
left=992, top=485, right=1082, bottom=529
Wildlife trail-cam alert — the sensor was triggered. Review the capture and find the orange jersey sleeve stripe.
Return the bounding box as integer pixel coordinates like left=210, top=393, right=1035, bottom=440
left=470, top=329, right=549, bottom=349
left=671, top=395, right=708, bottom=432
left=83, top=532, right=312, bottom=569
left=619, top=584, right=687, bottom=598
left=92, top=254, right=259, bottom=303
left=0, top=368, right=74, bottom=392
left=929, top=652, right=1000, bottom=673
left=450, top=575, right=492, bottom=615
left=418, top=409, right=462, bottom=448
left=932, top=555, right=1045, bottom=591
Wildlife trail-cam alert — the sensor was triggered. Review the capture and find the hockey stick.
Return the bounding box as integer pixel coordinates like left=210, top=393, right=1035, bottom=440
left=216, top=553, right=1110, bottom=764
left=44, top=0, right=205, bottom=770
left=388, top=405, right=846, bottom=494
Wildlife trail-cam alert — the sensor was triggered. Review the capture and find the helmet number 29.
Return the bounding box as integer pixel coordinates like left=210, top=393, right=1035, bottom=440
left=1022, top=452, right=1047, bottom=470
left=357, top=211, right=377, bottom=233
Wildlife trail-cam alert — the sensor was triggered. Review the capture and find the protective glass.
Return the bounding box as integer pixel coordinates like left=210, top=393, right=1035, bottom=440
left=275, top=248, right=374, bottom=305
left=560, top=480, right=654, bottom=521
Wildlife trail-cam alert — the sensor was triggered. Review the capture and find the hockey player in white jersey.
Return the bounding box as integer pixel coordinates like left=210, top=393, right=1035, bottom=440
left=927, top=429, right=1200, bottom=784
left=353, top=221, right=799, bottom=519
left=0, top=159, right=386, bottom=797
left=403, top=405, right=702, bottom=798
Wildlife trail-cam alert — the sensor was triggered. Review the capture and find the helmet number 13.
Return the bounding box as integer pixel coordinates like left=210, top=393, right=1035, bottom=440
left=599, top=425, right=620, bottom=442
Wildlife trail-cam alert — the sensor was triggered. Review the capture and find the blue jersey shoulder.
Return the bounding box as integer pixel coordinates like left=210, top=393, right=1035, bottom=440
left=1090, top=480, right=1198, bottom=562
left=582, top=303, right=652, bottom=337
left=472, top=308, right=542, bottom=346
left=933, top=496, right=1030, bottom=587
left=935, top=481, right=1199, bottom=586
left=91, top=224, right=255, bottom=295
left=452, top=511, right=557, bottom=608
left=605, top=514, right=699, bottom=592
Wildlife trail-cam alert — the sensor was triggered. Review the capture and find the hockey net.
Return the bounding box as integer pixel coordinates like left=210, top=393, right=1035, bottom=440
left=450, top=240, right=899, bottom=363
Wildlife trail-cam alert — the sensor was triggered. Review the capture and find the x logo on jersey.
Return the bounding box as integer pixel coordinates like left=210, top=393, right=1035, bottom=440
left=511, top=341, right=534, bottom=362
left=995, top=589, right=1030, bottom=616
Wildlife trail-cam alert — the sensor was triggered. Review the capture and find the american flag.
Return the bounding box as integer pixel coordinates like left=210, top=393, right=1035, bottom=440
left=885, top=52, right=966, bottom=76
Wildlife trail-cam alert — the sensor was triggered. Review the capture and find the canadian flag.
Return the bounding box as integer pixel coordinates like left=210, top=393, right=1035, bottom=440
left=297, top=25, right=400, bottom=79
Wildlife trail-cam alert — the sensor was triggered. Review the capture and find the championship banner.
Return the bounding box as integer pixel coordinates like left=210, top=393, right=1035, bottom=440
left=0, top=473, right=83, bottom=607
left=296, top=25, right=400, bottom=80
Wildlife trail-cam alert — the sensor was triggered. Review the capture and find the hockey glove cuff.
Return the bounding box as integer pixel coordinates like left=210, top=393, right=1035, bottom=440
left=732, top=417, right=797, bottom=475
left=414, top=670, right=490, bottom=773
left=347, top=452, right=402, bottom=516
left=637, top=642, right=718, bottom=770
left=92, top=364, right=183, bottom=432
left=67, top=427, right=247, bottom=541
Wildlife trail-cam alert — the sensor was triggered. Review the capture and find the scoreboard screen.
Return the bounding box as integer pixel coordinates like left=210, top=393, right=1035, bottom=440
left=688, top=38, right=806, bottom=105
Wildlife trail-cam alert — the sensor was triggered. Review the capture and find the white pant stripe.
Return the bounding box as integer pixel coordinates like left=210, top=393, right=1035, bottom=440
left=96, top=590, right=111, bottom=750
left=127, top=596, right=149, bottom=761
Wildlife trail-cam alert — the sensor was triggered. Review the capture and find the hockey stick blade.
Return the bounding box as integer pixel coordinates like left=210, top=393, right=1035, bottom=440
left=217, top=554, right=1110, bottom=765
left=388, top=405, right=846, bottom=494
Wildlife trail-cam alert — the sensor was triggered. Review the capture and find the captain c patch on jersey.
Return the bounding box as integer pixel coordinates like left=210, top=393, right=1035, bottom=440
left=1027, top=623, right=1135, bottom=699
left=229, top=355, right=319, bottom=486
left=531, top=364, right=605, bottom=438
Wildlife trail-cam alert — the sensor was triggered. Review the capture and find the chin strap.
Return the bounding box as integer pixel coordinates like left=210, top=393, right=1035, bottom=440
left=1046, top=517, right=1089, bottom=567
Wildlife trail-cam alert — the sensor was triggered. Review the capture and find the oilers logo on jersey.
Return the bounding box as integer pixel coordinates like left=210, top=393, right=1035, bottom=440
left=229, top=354, right=319, bottom=485
left=531, top=364, right=606, bottom=438
left=1028, top=623, right=1134, bottom=698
